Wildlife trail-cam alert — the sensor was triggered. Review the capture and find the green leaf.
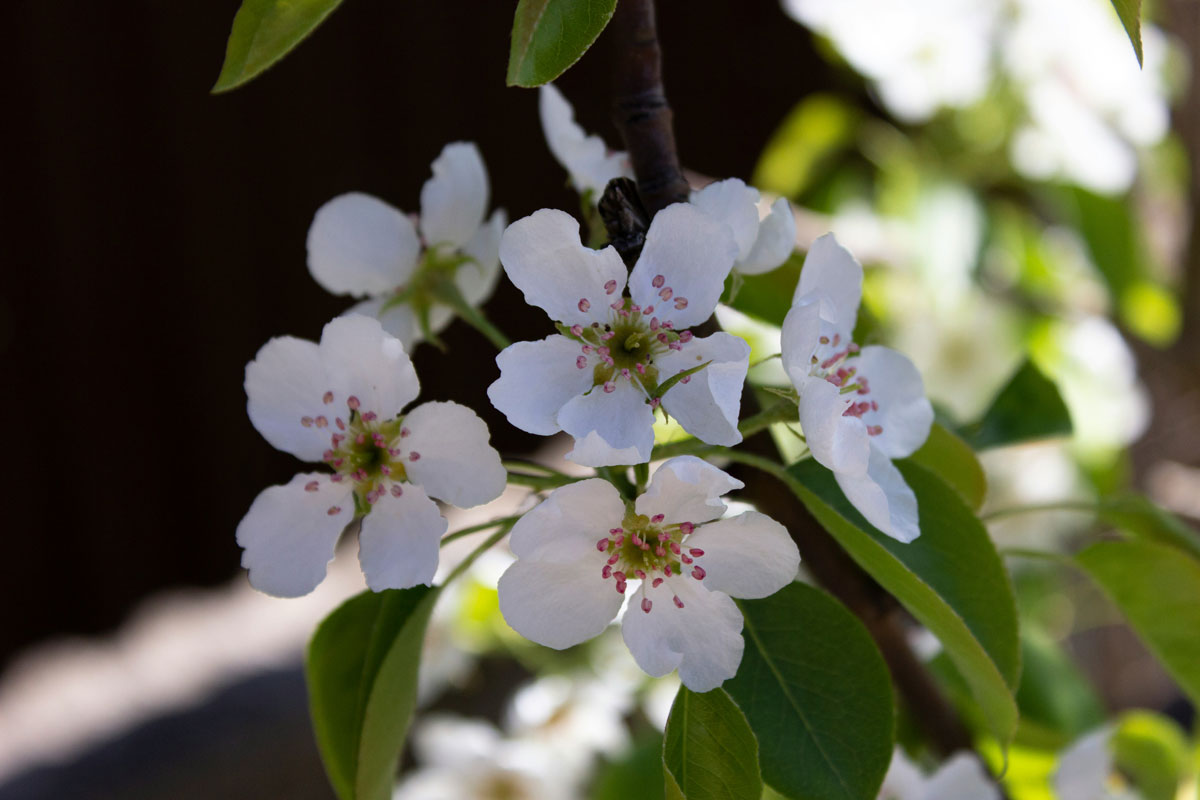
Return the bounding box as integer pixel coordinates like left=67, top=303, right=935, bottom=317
left=1108, top=0, right=1143, bottom=66
left=724, top=251, right=803, bottom=327
left=506, top=0, right=617, bottom=87
left=662, top=688, right=762, bottom=800
left=1111, top=711, right=1192, bottom=800
left=1015, top=629, right=1105, bottom=744
left=787, top=459, right=1021, bottom=744
left=907, top=422, right=987, bottom=511
left=307, top=586, right=439, bottom=800
left=1097, top=494, right=1200, bottom=561
left=213, top=0, right=344, bottom=93
left=752, top=94, right=859, bottom=199
left=959, top=360, right=1071, bottom=450
left=1075, top=540, right=1200, bottom=707
left=724, top=583, right=894, bottom=800
left=592, top=735, right=666, bottom=800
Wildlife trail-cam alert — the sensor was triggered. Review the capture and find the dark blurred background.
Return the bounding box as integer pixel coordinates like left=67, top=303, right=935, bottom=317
left=1, top=2, right=833, bottom=796
left=2, top=0, right=831, bottom=665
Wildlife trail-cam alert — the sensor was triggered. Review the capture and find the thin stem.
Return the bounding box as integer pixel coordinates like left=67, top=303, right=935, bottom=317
left=999, top=547, right=1071, bottom=563
left=502, top=459, right=569, bottom=478
left=505, top=472, right=577, bottom=491
left=981, top=500, right=1099, bottom=522
left=441, top=515, right=522, bottom=548
left=443, top=524, right=513, bottom=586
left=458, top=305, right=511, bottom=350
left=650, top=400, right=796, bottom=461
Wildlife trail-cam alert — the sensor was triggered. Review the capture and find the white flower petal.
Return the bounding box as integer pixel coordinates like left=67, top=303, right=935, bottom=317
left=236, top=473, right=353, bottom=597
left=245, top=335, right=334, bottom=462
left=559, top=380, right=656, bottom=467
left=488, top=335, right=596, bottom=435
left=781, top=297, right=823, bottom=378
left=637, top=455, right=743, bottom=525
left=794, top=233, right=863, bottom=336
left=358, top=483, right=447, bottom=590
left=458, top=208, right=507, bottom=307
left=855, top=345, right=934, bottom=459
left=628, top=203, right=739, bottom=329
left=499, top=555, right=624, bottom=649
left=419, top=142, right=489, bottom=249
left=739, top=197, right=796, bottom=275
left=684, top=511, right=799, bottom=599
left=690, top=178, right=762, bottom=261
left=878, top=748, right=927, bottom=800
left=834, top=442, right=921, bottom=543
left=798, top=374, right=870, bottom=476
left=346, top=296, right=421, bottom=352
left=656, top=331, right=750, bottom=446
left=401, top=401, right=506, bottom=508
left=509, top=478, right=627, bottom=562
left=318, top=315, right=420, bottom=420
left=540, top=84, right=631, bottom=195
left=499, top=209, right=628, bottom=327
left=1054, top=727, right=1114, bottom=800
left=307, top=192, right=420, bottom=297
left=621, top=577, right=744, bottom=692
left=925, top=754, right=1000, bottom=800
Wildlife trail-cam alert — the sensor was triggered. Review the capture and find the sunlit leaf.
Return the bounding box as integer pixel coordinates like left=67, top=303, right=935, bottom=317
left=1112, top=711, right=1192, bottom=800
left=725, top=583, right=893, bottom=800
left=959, top=360, right=1071, bottom=450
left=753, top=94, right=859, bottom=199
left=908, top=422, right=987, bottom=511
left=1076, top=540, right=1200, bottom=707
left=662, top=688, right=762, bottom=800
left=307, top=586, right=439, bottom=800
left=213, top=0, right=344, bottom=93
left=507, top=0, right=617, bottom=87
left=787, top=460, right=1021, bottom=744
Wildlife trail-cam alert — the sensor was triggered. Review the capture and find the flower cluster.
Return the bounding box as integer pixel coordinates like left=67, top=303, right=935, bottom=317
left=238, top=122, right=935, bottom=695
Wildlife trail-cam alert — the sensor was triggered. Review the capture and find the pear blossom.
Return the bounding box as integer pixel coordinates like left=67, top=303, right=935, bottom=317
left=539, top=84, right=632, bottom=198
left=306, top=142, right=506, bottom=349
left=237, top=315, right=506, bottom=597
left=781, top=234, right=933, bottom=542
left=878, top=748, right=999, bottom=800
left=488, top=204, right=749, bottom=467
left=690, top=178, right=796, bottom=276
left=394, top=714, right=582, bottom=800
left=497, top=456, right=800, bottom=691
left=1054, top=727, right=1136, bottom=800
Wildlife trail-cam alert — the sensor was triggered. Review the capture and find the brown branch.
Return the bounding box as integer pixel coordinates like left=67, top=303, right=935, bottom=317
left=606, top=0, right=973, bottom=757
left=609, top=0, right=690, bottom=215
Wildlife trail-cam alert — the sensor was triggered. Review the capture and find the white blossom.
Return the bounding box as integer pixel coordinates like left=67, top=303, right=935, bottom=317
left=237, top=315, right=507, bottom=597
left=878, top=748, right=1000, bottom=800
left=781, top=234, right=933, bottom=542
left=497, top=457, right=800, bottom=692
left=539, top=84, right=632, bottom=198
left=307, top=142, right=506, bottom=349
left=394, top=714, right=581, bottom=800
left=782, top=0, right=997, bottom=123
left=690, top=178, right=796, bottom=276
left=488, top=204, right=749, bottom=467
left=1053, top=727, right=1138, bottom=800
